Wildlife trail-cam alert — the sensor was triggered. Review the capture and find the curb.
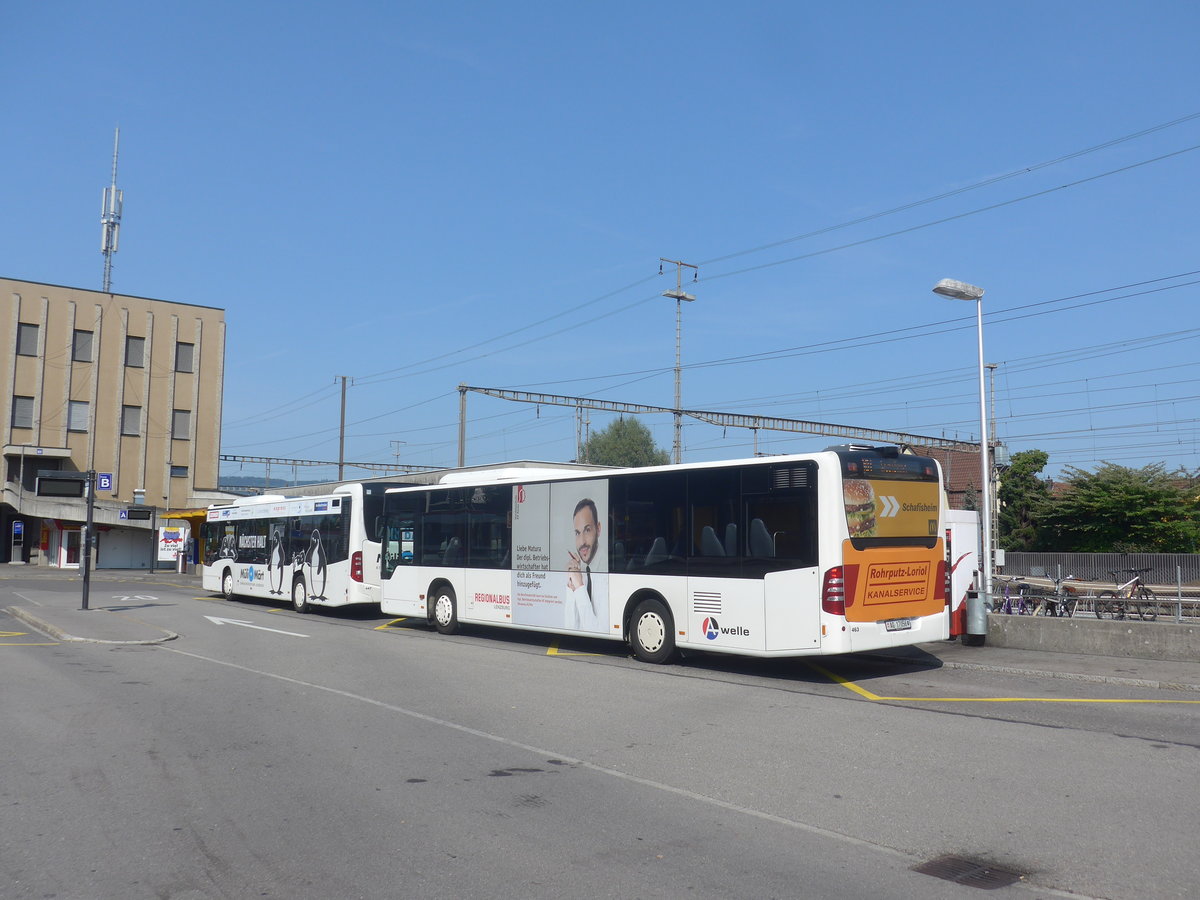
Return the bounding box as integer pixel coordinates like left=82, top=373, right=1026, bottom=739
left=862, top=649, right=1200, bottom=694
left=929, top=657, right=1200, bottom=694
left=6, top=606, right=180, bottom=646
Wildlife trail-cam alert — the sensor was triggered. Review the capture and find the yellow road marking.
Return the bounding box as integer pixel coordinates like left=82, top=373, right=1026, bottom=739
left=805, top=662, right=1200, bottom=704
left=546, top=638, right=602, bottom=657
left=0, top=631, right=28, bottom=637
left=807, top=663, right=885, bottom=700
left=375, top=618, right=409, bottom=631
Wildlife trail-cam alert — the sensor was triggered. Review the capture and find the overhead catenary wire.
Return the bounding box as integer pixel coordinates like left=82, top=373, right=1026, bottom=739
left=224, top=278, right=1200, bottom=462
left=223, top=115, right=1200, bottom=471
left=227, top=118, right=1200, bottom=431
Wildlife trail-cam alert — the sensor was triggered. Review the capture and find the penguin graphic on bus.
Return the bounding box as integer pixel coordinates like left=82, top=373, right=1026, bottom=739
left=267, top=527, right=287, bottom=595
left=304, top=530, right=327, bottom=600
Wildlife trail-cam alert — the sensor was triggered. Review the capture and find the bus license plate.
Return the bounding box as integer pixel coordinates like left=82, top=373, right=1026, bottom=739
left=884, top=618, right=912, bottom=632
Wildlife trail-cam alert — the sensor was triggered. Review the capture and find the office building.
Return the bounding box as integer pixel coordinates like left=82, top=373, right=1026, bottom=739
left=2, top=277, right=225, bottom=567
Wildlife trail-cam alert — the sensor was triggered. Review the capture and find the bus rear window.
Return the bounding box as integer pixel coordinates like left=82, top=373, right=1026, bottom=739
left=837, top=450, right=940, bottom=549
left=837, top=448, right=938, bottom=482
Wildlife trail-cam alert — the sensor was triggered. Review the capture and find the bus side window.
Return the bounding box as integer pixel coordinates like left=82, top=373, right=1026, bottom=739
left=423, top=489, right=467, bottom=568
left=742, top=462, right=818, bottom=576
left=687, top=467, right=741, bottom=578
left=466, top=485, right=511, bottom=569
left=612, top=470, right=686, bottom=576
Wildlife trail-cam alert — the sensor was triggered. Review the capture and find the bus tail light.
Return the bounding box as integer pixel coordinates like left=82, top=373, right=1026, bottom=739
left=822, top=567, right=846, bottom=615
left=934, top=559, right=947, bottom=602
left=351, top=550, right=364, bottom=583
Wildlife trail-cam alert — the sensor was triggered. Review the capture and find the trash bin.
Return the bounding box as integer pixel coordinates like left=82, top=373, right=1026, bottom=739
left=964, top=588, right=988, bottom=646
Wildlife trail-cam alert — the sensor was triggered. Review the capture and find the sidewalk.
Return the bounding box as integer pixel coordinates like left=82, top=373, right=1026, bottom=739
left=2, top=564, right=196, bottom=645
left=4, top=564, right=1200, bottom=690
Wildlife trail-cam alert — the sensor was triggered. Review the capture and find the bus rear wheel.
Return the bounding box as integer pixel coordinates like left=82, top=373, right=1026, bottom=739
left=292, top=578, right=310, bottom=614
left=432, top=585, right=458, bottom=635
left=630, top=598, right=676, bottom=664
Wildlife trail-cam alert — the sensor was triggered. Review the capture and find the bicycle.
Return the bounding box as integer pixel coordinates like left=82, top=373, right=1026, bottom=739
left=1094, top=568, right=1158, bottom=622
left=994, top=576, right=1032, bottom=615
left=1036, top=573, right=1079, bottom=617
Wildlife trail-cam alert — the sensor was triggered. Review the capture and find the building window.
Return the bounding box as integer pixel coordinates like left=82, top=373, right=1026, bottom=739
left=11, top=396, right=34, bottom=429
left=17, top=323, right=38, bottom=356
left=68, top=400, right=89, bottom=432
left=175, top=342, right=195, bottom=373
left=170, top=465, right=189, bottom=478
left=73, top=330, right=94, bottom=362
left=121, top=405, right=141, bottom=436
left=125, top=335, right=145, bottom=367
left=172, top=409, right=191, bottom=440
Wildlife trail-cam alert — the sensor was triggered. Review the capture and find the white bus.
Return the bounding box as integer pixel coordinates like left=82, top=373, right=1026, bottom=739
left=380, top=446, right=950, bottom=663
left=202, top=482, right=398, bottom=612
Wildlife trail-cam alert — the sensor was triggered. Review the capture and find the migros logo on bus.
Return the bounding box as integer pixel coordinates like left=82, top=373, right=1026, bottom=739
left=701, top=617, right=751, bottom=640
left=240, top=565, right=265, bottom=584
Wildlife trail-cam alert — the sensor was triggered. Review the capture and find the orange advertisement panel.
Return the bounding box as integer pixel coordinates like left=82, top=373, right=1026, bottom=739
left=842, top=479, right=940, bottom=540
left=841, top=541, right=946, bottom=622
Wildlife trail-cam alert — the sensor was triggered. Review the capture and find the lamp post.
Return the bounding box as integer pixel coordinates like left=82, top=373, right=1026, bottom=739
left=659, top=258, right=697, bottom=465
left=933, top=278, right=992, bottom=632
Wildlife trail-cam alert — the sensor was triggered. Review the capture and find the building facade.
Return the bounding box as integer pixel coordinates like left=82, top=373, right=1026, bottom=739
left=2, top=277, right=225, bottom=567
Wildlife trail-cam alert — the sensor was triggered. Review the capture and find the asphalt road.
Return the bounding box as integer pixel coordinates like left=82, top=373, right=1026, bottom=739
left=2, top=574, right=1198, bottom=900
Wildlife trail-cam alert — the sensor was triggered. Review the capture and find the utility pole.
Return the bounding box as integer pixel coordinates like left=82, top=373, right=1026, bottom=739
left=390, top=440, right=406, bottom=471
left=659, top=258, right=697, bottom=464
left=458, top=385, right=468, bottom=467
left=335, top=375, right=351, bottom=480
left=576, top=404, right=583, bottom=463
left=986, top=363, right=999, bottom=567
left=81, top=471, right=95, bottom=610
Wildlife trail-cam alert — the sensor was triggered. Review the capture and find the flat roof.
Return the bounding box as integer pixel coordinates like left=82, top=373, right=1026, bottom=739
left=1, top=275, right=224, bottom=312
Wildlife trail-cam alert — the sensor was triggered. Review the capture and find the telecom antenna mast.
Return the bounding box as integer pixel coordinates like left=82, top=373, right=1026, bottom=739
left=101, top=127, right=123, bottom=293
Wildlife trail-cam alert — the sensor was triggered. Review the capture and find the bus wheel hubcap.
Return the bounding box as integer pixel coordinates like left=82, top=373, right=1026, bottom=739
left=637, top=614, right=664, bottom=652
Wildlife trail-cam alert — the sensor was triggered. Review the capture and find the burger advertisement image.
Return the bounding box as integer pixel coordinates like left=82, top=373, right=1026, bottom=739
left=843, top=480, right=877, bottom=538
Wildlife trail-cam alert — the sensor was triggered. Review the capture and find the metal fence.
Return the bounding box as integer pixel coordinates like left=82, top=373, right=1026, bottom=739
left=997, top=552, right=1200, bottom=621
left=1001, top=552, right=1200, bottom=589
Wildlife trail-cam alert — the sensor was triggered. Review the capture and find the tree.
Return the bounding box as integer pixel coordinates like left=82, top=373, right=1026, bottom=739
left=1038, top=462, right=1200, bottom=553
left=581, top=418, right=670, bottom=468
left=996, top=449, right=1052, bottom=551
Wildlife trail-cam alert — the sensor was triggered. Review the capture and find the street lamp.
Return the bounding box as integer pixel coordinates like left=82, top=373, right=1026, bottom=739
left=933, top=277, right=992, bottom=629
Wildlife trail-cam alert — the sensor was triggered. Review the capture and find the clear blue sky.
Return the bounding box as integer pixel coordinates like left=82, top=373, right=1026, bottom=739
left=4, top=1, right=1199, bottom=485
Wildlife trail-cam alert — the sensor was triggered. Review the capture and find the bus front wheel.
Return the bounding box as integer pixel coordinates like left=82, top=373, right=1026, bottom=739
left=292, top=578, right=310, bottom=614
left=221, top=569, right=235, bottom=600
left=432, top=585, right=458, bottom=635
left=630, top=598, right=676, bottom=664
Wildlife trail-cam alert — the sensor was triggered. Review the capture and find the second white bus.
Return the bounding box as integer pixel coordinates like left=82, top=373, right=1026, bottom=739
left=380, top=446, right=949, bottom=663
left=202, top=481, right=398, bottom=612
